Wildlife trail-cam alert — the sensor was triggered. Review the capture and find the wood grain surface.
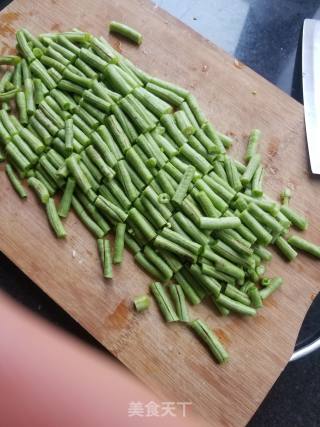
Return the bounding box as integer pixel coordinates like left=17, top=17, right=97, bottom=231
left=0, top=1, right=319, bottom=426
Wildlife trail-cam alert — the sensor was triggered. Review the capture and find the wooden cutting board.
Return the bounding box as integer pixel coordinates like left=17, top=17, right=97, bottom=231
left=0, top=0, right=319, bottom=425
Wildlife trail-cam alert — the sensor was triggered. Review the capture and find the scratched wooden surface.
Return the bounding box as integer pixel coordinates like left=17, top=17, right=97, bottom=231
left=0, top=1, right=319, bottom=426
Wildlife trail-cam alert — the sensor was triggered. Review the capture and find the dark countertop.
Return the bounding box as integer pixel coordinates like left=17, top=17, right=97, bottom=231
left=1, top=0, right=320, bottom=425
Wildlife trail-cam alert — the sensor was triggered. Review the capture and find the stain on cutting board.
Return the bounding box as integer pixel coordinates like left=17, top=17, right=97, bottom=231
left=0, top=12, right=20, bottom=35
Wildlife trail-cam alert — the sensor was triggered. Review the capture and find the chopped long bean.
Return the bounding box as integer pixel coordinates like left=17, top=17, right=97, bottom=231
left=169, top=284, right=189, bottom=322
left=216, top=293, right=256, bottom=316
left=46, top=197, right=66, bottom=238
left=280, top=205, right=308, bottom=231
left=248, top=286, right=263, bottom=308
left=240, top=210, right=273, bottom=245
left=174, top=270, right=202, bottom=305
left=109, top=21, right=143, bottom=45
left=241, top=154, right=261, bottom=186
left=6, top=164, right=27, bottom=198
left=113, top=223, right=126, bottom=264
left=58, top=177, right=76, bottom=218
left=280, top=187, right=292, bottom=206
left=189, top=264, right=221, bottom=297
left=135, top=252, right=165, bottom=280
left=27, top=176, right=49, bottom=203
left=190, top=319, right=229, bottom=363
left=153, top=235, right=196, bottom=262
left=172, top=165, right=195, bottom=206
left=252, top=165, right=264, bottom=197
left=274, top=236, right=297, bottom=261
left=150, top=282, right=178, bottom=322
left=259, top=277, right=283, bottom=300
left=133, top=295, right=150, bottom=312
left=161, top=227, right=201, bottom=255
left=224, top=156, right=242, bottom=191
left=199, top=216, right=241, bottom=230
left=287, top=235, right=320, bottom=258
left=103, top=239, right=113, bottom=278
left=245, top=129, right=261, bottom=161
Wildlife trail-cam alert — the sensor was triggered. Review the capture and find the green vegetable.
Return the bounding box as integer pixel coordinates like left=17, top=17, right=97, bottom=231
left=241, top=154, right=261, bottom=186
left=65, top=154, right=91, bottom=194
left=6, top=142, right=31, bottom=172
left=27, top=176, right=49, bottom=203
left=16, top=30, right=35, bottom=61
left=274, top=236, right=297, bottom=261
left=113, top=223, right=126, bottom=264
left=5, top=164, right=27, bottom=198
left=135, top=252, right=165, bottom=280
left=64, top=118, right=73, bottom=155
left=248, top=286, right=263, bottom=308
left=252, top=165, right=264, bottom=197
left=16, top=91, right=28, bottom=124
left=185, top=94, right=207, bottom=127
left=174, top=271, right=201, bottom=305
left=46, top=197, right=66, bottom=238
left=199, top=216, right=241, bottom=230
left=201, top=262, right=235, bottom=285
left=169, top=284, right=189, bottom=322
left=161, top=227, right=201, bottom=255
left=280, top=205, right=308, bottom=231
left=103, top=238, right=113, bottom=278
left=224, top=284, right=251, bottom=306
left=109, top=21, right=143, bottom=45
left=245, top=129, right=261, bottom=161
left=150, top=282, right=178, bottom=322
left=259, top=277, right=283, bottom=299
left=240, top=210, right=273, bottom=245
left=195, top=190, right=220, bottom=218
left=247, top=202, right=283, bottom=235
left=224, top=156, right=242, bottom=191
left=280, top=187, right=292, bottom=206
left=189, top=264, right=221, bottom=297
left=172, top=165, right=195, bottom=206
left=190, top=319, right=229, bottom=364
left=144, top=246, right=173, bottom=280
left=287, top=235, right=320, bottom=258
left=127, top=208, right=156, bottom=242
left=58, top=177, right=76, bottom=218
left=216, top=293, right=256, bottom=316
left=153, top=235, right=196, bottom=262
left=133, top=295, right=150, bottom=312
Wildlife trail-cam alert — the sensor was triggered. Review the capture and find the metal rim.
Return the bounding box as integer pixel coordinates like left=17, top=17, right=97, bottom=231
left=290, top=337, right=320, bottom=361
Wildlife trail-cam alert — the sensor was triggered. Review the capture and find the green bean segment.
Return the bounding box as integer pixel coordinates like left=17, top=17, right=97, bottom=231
left=150, top=282, right=178, bottom=322
left=190, top=319, right=229, bottom=364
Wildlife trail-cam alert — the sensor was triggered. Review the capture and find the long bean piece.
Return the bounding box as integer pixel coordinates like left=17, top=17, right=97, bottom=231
left=259, top=277, right=283, bottom=300
left=190, top=319, right=229, bottom=364
left=113, top=223, right=126, bottom=264
left=103, top=239, right=113, bottom=278
left=109, top=21, right=143, bottom=45
left=287, top=235, right=320, bottom=258
left=169, top=284, right=189, bottom=322
left=27, top=176, right=49, bottom=203
left=245, top=129, right=261, bottom=161
left=5, top=164, right=27, bottom=198
left=199, top=216, right=241, bottom=230
left=46, top=197, right=66, bottom=238
left=150, top=282, right=178, bottom=322
left=58, top=177, right=76, bottom=218
left=172, top=165, right=195, bottom=206
left=133, top=295, right=150, bottom=312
